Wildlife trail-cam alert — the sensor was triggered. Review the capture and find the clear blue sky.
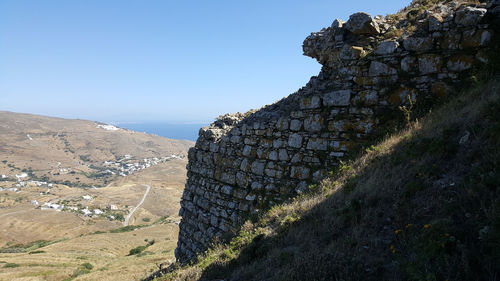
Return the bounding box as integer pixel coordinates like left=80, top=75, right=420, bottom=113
left=0, top=0, right=409, bottom=124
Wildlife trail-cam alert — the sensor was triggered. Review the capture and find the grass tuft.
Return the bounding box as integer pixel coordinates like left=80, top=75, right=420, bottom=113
left=3, top=263, right=20, bottom=268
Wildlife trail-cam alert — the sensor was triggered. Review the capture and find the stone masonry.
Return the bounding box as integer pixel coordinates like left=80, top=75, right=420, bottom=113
left=176, top=0, right=499, bottom=262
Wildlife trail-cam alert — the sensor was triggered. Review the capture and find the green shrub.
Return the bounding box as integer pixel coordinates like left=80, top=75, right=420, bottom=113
left=71, top=268, right=90, bottom=278
left=81, top=262, right=93, bottom=270
left=110, top=212, right=125, bottom=221
left=28, top=250, right=46, bottom=254
left=0, top=239, right=60, bottom=253
left=128, top=245, right=148, bottom=256
left=64, top=263, right=94, bottom=280
left=136, top=251, right=154, bottom=257
left=109, top=224, right=146, bottom=233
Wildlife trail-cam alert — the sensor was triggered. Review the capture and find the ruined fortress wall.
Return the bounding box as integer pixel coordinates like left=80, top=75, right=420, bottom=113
left=176, top=1, right=499, bottom=262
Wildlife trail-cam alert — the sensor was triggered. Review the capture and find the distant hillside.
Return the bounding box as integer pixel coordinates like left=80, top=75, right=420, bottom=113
left=0, top=111, right=194, bottom=280
left=0, top=111, right=193, bottom=187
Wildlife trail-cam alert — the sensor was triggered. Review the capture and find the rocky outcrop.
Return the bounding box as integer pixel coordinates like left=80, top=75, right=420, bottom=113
left=175, top=0, right=499, bottom=262
left=345, top=12, right=381, bottom=35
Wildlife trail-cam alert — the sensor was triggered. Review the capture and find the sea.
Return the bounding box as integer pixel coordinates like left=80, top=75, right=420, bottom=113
left=117, top=122, right=208, bottom=141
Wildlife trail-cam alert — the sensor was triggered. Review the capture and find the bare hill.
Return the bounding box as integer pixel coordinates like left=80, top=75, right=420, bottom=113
left=0, top=111, right=193, bottom=187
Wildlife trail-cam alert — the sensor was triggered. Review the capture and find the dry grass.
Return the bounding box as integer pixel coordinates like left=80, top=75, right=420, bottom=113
left=0, top=158, right=189, bottom=280
left=0, top=158, right=188, bottom=247
left=0, top=223, right=179, bottom=281
left=383, top=0, right=483, bottom=38
left=155, top=76, right=500, bottom=280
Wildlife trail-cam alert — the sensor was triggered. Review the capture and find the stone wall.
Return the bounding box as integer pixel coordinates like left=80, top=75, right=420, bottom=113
left=175, top=0, right=499, bottom=262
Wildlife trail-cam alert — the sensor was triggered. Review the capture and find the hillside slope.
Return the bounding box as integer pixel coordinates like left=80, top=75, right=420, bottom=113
left=0, top=111, right=193, bottom=187
left=153, top=73, right=500, bottom=280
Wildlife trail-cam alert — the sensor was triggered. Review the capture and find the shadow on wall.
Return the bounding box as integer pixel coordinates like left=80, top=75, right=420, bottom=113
left=176, top=0, right=500, bottom=264
left=196, top=79, right=500, bottom=280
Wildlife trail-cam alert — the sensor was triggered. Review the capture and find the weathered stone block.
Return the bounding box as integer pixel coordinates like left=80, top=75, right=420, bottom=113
left=330, top=151, right=345, bottom=157
left=461, top=29, right=491, bottom=49
left=352, top=90, right=378, bottom=106
left=403, top=37, right=434, bottom=52
left=219, top=221, right=229, bottom=231
left=345, top=12, right=380, bottom=35
left=295, top=181, right=309, bottom=193
left=221, top=185, right=233, bottom=195
left=230, top=135, right=241, bottom=143
left=306, top=138, right=328, bottom=150
left=323, top=90, right=351, bottom=106
left=353, top=120, right=373, bottom=134
left=375, top=40, right=399, bottom=55
left=265, top=183, right=276, bottom=191
left=234, top=189, right=247, bottom=199
left=290, top=166, right=311, bottom=180
left=239, top=202, right=249, bottom=211
left=291, top=153, right=303, bottom=163
left=198, top=198, right=210, bottom=210
left=401, top=56, right=417, bottom=72
left=251, top=182, right=263, bottom=190
left=418, top=54, right=442, bottom=74
left=332, top=18, right=344, bottom=28
left=221, top=172, right=236, bottom=185
left=374, top=75, right=398, bottom=85
left=428, top=14, right=443, bottom=32
left=312, top=169, right=327, bottom=182
left=236, top=172, right=248, bottom=188
left=227, top=201, right=237, bottom=209
left=441, top=32, right=461, bottom=49
left=353, top=76, right=374, bottom=86
left=244, top=137, right=257, bottom=145
left=251, top=160, right=266, bottom=176
left=454, top=7, right=486, bottom=26
left=304, top=115, right=324, bottom=132
left=242, top=145, right=253, bottom=157
left=369, top=61, right=397, bottom=76
left=210, top=215, right=218, bottom=227
left=245, top=194, right=256, bottom=201
left=328, top=121, right=344, bottom=132
left=339, top=66, right=362, bottom=76
left=340, top=45, right=365, bottom=60
left=260, top=138, right=273, bottom=148
left=276, top=118, right=289, bottom=131
left=389, top=87, right=418, bottom=105
left=268, top=150, right=278, bottom=161
left=288, top=133, right=303, bottom=148
left=273, top=139, right=284, bottom=148
left=290, top=119, right=302, bottom=131
left=240, top=158, right=250, bottom=172
left=447, top=55, right=474, bottom=71
left=300, top=96, right=321, bottom=109
left=278, top=149, right=289, bottom=161
left=209, top=143, right=219, bottom=153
